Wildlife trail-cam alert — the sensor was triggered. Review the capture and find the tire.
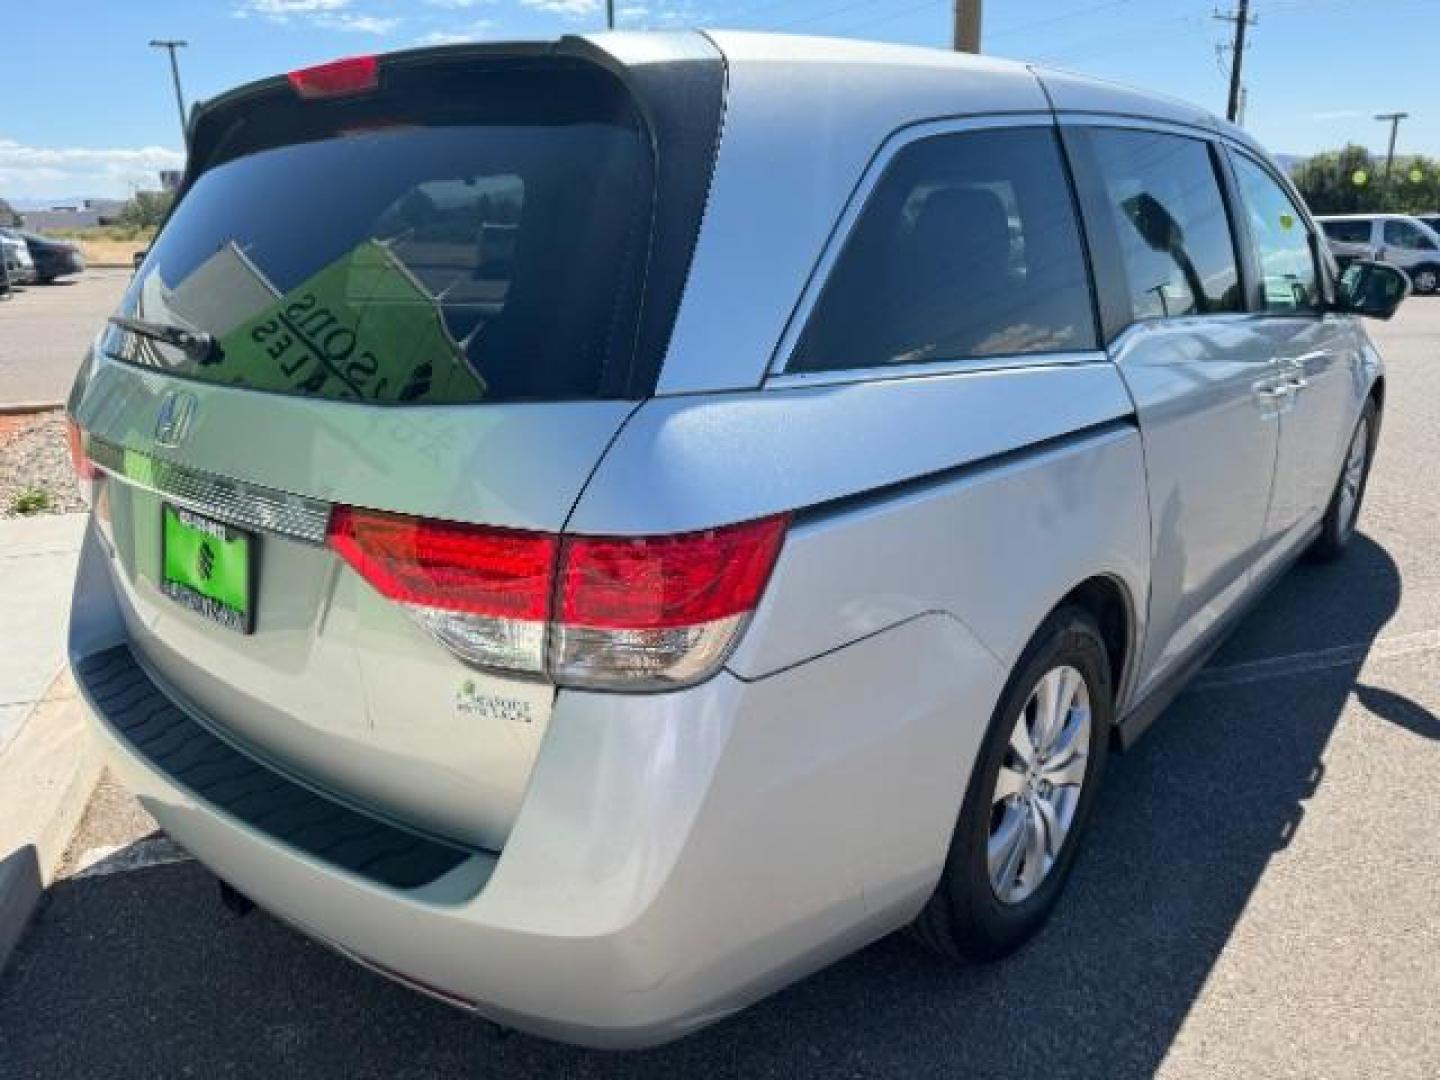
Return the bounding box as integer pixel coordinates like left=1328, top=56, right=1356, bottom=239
left=910, top=605, right=1112, bottom=962
left=1411, top=264, right=1440, bottom=295
left=1309, top=398, right=1378, bottom=562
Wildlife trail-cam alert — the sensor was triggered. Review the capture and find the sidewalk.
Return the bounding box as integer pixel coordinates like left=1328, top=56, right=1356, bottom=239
left=0, top=513, right=86, bottom=752
left=0, top=512, right=101, bottom=968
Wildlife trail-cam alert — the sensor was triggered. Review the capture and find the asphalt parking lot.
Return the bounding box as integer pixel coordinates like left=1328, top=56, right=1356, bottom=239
left=0, top=267, right=129, bottom=406
left=2, top=295, right=1438, bottom=1078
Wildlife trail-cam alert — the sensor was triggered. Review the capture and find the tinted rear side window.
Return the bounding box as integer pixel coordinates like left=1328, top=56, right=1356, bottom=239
left=788, top=127, right=1097, bottom=374
left=1086, top=129, right=1242, bottom=321
left=1322, top=219, right=1373, bottom=244
left=107, top=65, right=653, bottom=405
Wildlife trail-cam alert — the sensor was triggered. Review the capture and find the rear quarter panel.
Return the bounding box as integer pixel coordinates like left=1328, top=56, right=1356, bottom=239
left=570, top=362, right=1152, bottom=697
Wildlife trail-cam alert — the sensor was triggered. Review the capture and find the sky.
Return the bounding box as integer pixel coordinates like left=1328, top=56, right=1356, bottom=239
left=5, top=0, right=1439, bottom=203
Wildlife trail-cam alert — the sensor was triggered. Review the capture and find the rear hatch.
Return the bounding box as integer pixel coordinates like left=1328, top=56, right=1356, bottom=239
left=70, top=40, right=722, bottom=851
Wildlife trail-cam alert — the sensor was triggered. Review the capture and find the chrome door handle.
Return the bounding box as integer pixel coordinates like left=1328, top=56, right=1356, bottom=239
left=1253, top=385, right=1293, bottom=405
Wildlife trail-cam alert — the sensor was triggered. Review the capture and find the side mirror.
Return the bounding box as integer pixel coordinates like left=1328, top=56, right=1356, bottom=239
left=1337, top=260, right=1409, bottom=320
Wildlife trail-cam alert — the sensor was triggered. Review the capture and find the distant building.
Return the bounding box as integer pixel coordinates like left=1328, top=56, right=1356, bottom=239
left=159, top=170, right=183, bottom=192
left=19, top=198, right=127, bottom=231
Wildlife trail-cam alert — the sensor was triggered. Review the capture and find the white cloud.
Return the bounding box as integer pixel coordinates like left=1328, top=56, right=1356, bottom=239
left=233, top=0, right=400, bottom=33
left=238, top=0, right=353, bottom=14
left=416, top=18, right=497, bottom=44
left=519, top=0, right=600, bottom=15
left=318, top=11, right=400, bottom=32
left=0, top=138, right=185, bottom=201
left=1304, top=109, right=1374, bottom=122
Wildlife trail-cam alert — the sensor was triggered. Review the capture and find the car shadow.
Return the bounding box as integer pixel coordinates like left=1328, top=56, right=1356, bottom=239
left=0, top=536, right=1429, bottom=1078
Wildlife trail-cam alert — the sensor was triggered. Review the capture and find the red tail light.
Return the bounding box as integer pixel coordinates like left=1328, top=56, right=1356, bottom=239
left=327, top=507, right=555, bottom=619
left=288, top=55, right=379, bottom=99
left=65, top=416, right=98, bottom=482
left=558, top=519, right=789, bottom=630
left=327, top=508, right=789, bottom=689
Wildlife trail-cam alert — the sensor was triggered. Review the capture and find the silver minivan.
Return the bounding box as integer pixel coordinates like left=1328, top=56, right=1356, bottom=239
left=1318, top=213, right=1440, bottom=294
left=66, top=32, right=1407, bottom=1048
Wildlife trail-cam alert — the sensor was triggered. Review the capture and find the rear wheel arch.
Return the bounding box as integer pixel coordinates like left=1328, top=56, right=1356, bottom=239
left=1049, top=575, right=1135, bottom=719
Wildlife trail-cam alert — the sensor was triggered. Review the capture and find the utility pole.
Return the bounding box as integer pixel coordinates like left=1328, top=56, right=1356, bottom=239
left=149, top=39, right=189, bottom=147
left=953, top=0, right=981, bottom=53
left=605, top=0, right=614, bottom=29
left=1213, top=0, right=1256, bottom=124
left=1375, top=111, right=1409, bottom=200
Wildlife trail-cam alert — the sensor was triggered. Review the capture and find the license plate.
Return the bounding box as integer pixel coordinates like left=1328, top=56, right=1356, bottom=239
left=160, top=504, right=255, bottom=634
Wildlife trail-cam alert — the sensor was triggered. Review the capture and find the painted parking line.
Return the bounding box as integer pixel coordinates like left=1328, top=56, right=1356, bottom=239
left=69, top=837, right=192, bottom=881
left=1190, top=627, right=1440, bottom=693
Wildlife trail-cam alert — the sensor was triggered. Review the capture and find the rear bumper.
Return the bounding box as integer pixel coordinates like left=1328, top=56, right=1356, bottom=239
left=71, top=519, right=1003, bottom=1047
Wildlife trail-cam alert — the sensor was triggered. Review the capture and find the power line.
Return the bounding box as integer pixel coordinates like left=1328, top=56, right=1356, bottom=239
left=777, top=0, right=889, bottom=31
left=986, top=0, right=1136, bottom=43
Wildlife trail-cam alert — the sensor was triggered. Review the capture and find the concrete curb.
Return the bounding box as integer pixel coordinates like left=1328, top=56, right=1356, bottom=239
left=0, top=667, right=103, bottom=971
left=0, top=401, right=62, bottom=416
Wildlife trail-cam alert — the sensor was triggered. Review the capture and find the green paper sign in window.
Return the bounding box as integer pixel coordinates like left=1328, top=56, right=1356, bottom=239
left=216, top=240, right=486, bottom=405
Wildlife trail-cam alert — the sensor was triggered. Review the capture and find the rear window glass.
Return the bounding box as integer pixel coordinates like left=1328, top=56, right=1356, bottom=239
left=789, top=127, right=1097, bottom=374
left=106, top=65, right=654, bottom=405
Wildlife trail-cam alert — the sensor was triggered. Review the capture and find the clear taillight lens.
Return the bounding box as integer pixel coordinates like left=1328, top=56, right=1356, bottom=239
left=327, top=508, right=789, bottom=690
left=326, top=507, right=556, bottom=676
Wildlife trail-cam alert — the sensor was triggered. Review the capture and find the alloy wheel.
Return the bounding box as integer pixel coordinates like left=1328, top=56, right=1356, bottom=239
left=987, top=664, right=1091, bottom=905
left=1338, top=416, right=1370, bottom=536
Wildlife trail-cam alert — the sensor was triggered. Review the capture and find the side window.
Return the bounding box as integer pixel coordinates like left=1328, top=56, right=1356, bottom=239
left=788, top=127, right=1096, bottom=374
left=1384, top=219, right=1437, bottom=250
left=1323, top=220, right=1372, bottom=245
left=1087, top=128, right=1243, bottom=321
left=1231, top=153, right=1320, bottom=313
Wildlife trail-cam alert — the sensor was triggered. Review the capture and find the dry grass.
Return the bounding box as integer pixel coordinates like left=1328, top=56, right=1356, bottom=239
left=76, top=239, right=146, bottom=267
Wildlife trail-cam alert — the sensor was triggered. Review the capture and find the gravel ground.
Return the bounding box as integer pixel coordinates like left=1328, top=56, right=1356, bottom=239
left=0, top=410, right=85, bottom=518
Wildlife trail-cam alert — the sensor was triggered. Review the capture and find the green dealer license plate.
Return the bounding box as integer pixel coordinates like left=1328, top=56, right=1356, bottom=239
left=160, top=505, right=255, bottom=634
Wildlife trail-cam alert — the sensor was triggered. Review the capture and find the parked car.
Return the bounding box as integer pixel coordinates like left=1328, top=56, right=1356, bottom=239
left=1416, top=213, right=1440, bottom=234
left=65, top=33, right=1406, bottom=1048
left=0, top=229, right=36, bottom=289
left=0, top=228, right=85, bottom=283
left=1317, top=213, right=1440, bottom=294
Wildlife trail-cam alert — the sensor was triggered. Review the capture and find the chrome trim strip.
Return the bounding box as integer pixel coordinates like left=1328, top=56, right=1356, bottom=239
left=765, top=351, right=1109, bottom=391
left=87, top=438, right=331, bottom=545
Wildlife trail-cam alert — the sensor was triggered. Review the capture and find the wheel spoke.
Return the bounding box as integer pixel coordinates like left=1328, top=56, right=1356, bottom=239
left=1016, top=803, right=1047, bottom=894
left=993, top=764, right=1025, bottom=804
left=988, top=804, right=1027, bottom=897
left=1035, top=668, right=1068, bottom=754
left=1033, top=794, right=1063, bottom=861
left=1043, top=748, right=1088, bottom=788
left=1009, top=715, right=1036, bottom=768
left=1041, top=707, right=1089, bottom=785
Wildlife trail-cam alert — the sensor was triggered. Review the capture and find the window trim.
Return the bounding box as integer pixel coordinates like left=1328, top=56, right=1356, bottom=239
left=1058, top=117, right=1252, bottom=341
left=1222, top=144, right=1327, bottom=318
left=766, top=113, right=1103, bottom=386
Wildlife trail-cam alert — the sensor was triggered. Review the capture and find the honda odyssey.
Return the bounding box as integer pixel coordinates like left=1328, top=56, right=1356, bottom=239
left=66, top=31, right=1407, bottom=1048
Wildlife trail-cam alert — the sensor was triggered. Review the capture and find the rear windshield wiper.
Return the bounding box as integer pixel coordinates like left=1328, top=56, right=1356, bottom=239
left=108, top=315, right=224, bottom=365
